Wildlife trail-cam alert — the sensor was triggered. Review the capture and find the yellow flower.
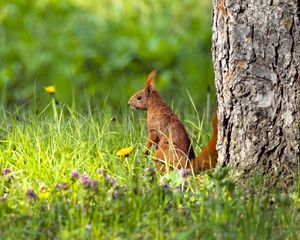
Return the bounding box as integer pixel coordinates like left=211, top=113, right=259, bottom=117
left=39, top=185, right=50, bottom=200
left=44, top=85, right=56, bottom=94
left=116, top=146, right=134, bottom=157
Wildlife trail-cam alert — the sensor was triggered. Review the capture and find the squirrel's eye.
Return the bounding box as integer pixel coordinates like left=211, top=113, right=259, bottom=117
left=137, top=96, right=142, bottom=100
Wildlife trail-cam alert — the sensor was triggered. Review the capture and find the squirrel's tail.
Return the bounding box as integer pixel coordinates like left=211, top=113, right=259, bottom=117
left=190, top=112, right=218, bottom=173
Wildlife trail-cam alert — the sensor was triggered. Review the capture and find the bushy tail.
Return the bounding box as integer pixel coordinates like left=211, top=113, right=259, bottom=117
left=190, top=113, right=218, bottom=173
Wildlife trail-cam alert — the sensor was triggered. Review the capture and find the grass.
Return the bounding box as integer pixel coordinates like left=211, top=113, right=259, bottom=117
left=0, top=97, right=299, bottom=240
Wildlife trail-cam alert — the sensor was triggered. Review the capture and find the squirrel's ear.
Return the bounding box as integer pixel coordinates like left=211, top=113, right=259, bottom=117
left=146, top=70, right=157, bottom=87
left=145, top=70, right=156, bottom=97
left=146, top=85, right=151, bottom=98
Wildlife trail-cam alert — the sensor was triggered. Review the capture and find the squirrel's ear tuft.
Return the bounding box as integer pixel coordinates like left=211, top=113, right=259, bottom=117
left=145, top=70, right=156, bottom=98
left=146, top=70, right=157, bottom=87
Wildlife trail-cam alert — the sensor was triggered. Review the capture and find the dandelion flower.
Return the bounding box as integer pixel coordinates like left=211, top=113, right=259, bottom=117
left=116, top=146, right=134, bottom=157
left=44, top=85, right=56, bottom=95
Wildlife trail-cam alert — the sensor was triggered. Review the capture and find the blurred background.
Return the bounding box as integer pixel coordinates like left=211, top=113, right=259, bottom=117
left=0, top=0, right=214, bottom=111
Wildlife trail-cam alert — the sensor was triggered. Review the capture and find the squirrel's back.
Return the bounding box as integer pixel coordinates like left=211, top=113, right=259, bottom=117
left=147, top=90, right=195, bottom=160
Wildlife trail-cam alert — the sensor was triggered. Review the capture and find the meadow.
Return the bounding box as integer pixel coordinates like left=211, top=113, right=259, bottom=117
left=0, top=93, right=299, bottom=239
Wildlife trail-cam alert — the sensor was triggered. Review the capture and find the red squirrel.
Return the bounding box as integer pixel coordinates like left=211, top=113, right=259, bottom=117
left=128, top=70, right=218, bottom=174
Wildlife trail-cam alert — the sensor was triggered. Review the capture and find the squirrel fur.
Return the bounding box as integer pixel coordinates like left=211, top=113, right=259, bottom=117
left=128, top=70, right=218, bottom=174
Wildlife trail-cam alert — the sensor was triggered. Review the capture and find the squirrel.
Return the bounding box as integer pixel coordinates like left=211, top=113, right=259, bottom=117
left=128, top=70, right=218, bottom=174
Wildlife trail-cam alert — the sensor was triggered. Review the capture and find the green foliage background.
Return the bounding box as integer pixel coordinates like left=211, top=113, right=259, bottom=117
left=0, top=0, right=214, bottom=109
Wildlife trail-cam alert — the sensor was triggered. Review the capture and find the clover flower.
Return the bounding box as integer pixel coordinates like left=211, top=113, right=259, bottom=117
left=116, top=146, right=134, bottom=157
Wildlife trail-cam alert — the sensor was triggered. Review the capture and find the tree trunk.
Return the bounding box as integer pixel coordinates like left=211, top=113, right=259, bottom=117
left=212, top=0, right=300, bottom=188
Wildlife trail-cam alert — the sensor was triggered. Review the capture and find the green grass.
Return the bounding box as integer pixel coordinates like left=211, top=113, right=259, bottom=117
left=0, top=99, right=299, bottom=240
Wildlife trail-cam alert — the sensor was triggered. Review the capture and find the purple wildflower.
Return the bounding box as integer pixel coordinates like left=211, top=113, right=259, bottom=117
left=70, top=169, right=80, bottom=180
left=179, top=168, right=191, bottom=179
left=110, top=177, right=116, bottom=185
left=104, top=174, right=116, bottom=186
left=2, top=167, right=12, bottom=175
left=104, top=174, right=111, bottom=183
left=81, top=175, right=91, bottom=188
left=26, top=188, right=38, bottom=200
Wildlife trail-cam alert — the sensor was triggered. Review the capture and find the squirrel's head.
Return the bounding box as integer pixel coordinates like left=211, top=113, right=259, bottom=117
left=128, top=70, right=157, bottom=111
left=128, top=89, right=148, bottom=110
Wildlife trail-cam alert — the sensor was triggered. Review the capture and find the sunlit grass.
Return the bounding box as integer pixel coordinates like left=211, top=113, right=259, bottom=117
left=0, top=101, right=299, bottom=239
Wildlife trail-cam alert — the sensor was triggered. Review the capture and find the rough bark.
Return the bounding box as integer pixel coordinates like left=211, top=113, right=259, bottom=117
left=212, top=0, right=300, bottom=188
